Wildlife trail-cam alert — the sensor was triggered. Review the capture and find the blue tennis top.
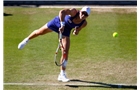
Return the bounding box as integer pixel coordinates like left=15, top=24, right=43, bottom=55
left=47, top=12, right=85, bottom=37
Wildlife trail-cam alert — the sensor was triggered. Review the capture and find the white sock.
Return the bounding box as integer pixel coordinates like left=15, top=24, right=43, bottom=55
left=60, top=70, right=65, bottom=75
left=25, top=37, right=29, bottom=41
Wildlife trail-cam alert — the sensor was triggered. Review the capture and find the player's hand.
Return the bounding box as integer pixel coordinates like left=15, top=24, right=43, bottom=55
left=59, top=26, right=65, bottom=33
left=73, top=26, right=79, bottom=35
left=73, top=30, right=79, bottom=35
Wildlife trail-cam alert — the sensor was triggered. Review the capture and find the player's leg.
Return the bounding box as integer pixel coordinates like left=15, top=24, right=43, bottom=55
left=18, top=24, right=53, bottom=49
left=58, top=36, right=70, bottom=82
left=61, top=36, right=70, bottom=71
left=27, top=24, right=52, bottom=40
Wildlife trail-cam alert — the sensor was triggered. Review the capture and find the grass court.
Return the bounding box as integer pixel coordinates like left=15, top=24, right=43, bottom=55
left=4, top=6, right=137, bottom=90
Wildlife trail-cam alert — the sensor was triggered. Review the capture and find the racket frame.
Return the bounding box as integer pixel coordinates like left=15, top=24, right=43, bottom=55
left=54, top=31, right=66, bottom=66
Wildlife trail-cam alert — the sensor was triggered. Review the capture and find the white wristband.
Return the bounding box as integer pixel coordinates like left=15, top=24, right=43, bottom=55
left=60, top=21, right=65, bottom=27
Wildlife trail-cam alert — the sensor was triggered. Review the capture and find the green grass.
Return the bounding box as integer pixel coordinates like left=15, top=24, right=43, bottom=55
left=4, top=7, right=137, bottom=90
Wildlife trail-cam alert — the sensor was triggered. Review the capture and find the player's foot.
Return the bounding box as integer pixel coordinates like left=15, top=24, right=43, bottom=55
left=58, top=74, right=70, bottom=82
left=18, top=38, right=29, bottom=49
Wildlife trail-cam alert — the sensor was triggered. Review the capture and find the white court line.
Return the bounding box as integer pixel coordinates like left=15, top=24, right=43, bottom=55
left=3, top=82, right=101, bottom=86
left=4, top=82, right=136, bottom=86
left=3, top=82, right=137, bottom=89
left=4, top=83, right=65, bottom=86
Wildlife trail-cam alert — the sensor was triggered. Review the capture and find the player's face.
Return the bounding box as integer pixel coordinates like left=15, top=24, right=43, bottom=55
left=79, top=11, right=88, bottom=19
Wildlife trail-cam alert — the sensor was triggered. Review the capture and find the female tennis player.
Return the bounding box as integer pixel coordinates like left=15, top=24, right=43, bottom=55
left=18, top=6, right=91, bottom=82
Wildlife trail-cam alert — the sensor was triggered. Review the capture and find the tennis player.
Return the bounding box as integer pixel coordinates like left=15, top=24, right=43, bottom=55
left=18, top=6, right=91, bottom=82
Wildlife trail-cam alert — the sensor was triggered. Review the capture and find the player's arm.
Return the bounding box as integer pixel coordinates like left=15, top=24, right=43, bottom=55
left=59, top=8, right=78, bottom=32
left=73, top=21, right=87, bottom=35
left=59, top=8, right=77, bottom=23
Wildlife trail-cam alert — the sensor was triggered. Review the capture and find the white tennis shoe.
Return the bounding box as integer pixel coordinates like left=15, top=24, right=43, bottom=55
left=18, top=38, right=29, bottom=49
left=58, top=74, right=70, bottom=82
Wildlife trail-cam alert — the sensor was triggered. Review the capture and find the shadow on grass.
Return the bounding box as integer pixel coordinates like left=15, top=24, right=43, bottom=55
left=4, top=13, right=13, bottom=16
left=65, top=79, right=137, bottom=89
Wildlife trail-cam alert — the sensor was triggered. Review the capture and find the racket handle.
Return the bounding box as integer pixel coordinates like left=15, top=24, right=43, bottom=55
left=59, top=31, right=62, bottom=39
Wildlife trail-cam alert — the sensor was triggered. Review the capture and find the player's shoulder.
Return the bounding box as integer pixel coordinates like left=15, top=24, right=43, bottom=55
left=69, top=8, right=78, bottom=17
left=69, top=8, right=77, bottom=11
left=60, top=8, right=78, bottom=17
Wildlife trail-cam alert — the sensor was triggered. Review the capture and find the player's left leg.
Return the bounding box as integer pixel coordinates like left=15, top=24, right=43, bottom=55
left=18, top=24, right=52, bottom=49
left=58, top=36, right=70, bottom=82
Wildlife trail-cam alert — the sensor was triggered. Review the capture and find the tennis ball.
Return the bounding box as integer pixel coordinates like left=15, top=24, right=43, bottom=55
left=113, top=32, right=118, bottom=37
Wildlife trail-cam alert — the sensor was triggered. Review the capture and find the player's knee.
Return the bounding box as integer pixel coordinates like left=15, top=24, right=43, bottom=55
left=34, top=29, right=47, bottom=35
left=63, top=52, right=68, bottom=59
left=34, top=30, right=40, bottom=35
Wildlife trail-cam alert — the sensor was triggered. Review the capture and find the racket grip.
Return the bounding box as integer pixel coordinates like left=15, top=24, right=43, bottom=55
left=59, top=32, right=62, bottom=39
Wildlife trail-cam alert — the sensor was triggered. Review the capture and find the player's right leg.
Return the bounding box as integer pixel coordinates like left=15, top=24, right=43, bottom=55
left=18, top=24, right=53, bottom=49
left=58, top=36, right=70, bottom=82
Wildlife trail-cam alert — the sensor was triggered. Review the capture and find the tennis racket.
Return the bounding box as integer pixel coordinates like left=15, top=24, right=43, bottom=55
left=54, top=31, right=66, bottom=66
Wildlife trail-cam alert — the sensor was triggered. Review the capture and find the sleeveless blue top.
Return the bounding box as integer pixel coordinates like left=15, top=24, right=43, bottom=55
left=47, top=12, right=85, bottom=37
